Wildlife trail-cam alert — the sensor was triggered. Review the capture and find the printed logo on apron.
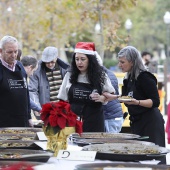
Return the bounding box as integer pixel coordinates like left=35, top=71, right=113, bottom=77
left=8, top=78, right=27, bottom=89
left=128, top=91, right=133, bottom=98
left=73, top=88, right=91, bottom=100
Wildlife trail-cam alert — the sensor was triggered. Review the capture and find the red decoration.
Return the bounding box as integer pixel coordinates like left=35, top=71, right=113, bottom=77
left=41, top=100, right=83, bottom=134
left=2, top=162, right=34, bottom=170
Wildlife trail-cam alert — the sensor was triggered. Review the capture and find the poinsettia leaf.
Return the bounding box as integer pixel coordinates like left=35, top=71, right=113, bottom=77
left=41, top=100, right=80, bottom=135
left=75, top=120, right=83, bottom=134
left=67, top=119, right=76, bottom=126
left=49, top=114, right=58, bottom=127
left=43, top=118, right=49, bottom=127
left=41, top=103, right=53, bottom=113
left=57, top=116, right=67, bottom=129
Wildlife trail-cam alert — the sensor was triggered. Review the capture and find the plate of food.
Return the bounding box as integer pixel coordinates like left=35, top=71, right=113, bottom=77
left=0, top=140, right=42, bottom=150
left=0, top=127, right=43, bottom=134
left=0, top=134, right=38, bottom=141
left=70, top=132, right=141, bottom=140
left=75, top=162, right=170, bottom=170
left=74, top=138, right=155, bottom=147
left=118, top=96, right=133, bottom=102
left=82, top=143, right=169, bottom=161
left=0, top=149, right=53, bottom=162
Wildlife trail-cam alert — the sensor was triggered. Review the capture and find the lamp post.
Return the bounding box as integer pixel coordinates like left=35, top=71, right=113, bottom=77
left=6, top=6, right=12, bottom=26
left=163, top=11, right=170, bottom=115
left=7, top=6, right=12, bottom=12
left=163, top=11, right=170, bottom=58
left=95, top=22, right=104, bottom=61
left=125, top=19, right=133, bottom=45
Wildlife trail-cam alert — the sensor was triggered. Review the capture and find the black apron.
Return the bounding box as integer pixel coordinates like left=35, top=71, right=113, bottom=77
left=122, top=77, right=165, bottom=147
left=0, top=64, right=29, bottom=127
left=68, top=82, right=104, bottom=132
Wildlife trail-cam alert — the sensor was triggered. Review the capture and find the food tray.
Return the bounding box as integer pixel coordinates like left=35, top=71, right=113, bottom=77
left=75, top=163, right=170, bottom=170
left=82, top=143, right=169, bottom=161
left=0, top=149, right=53, bottom=162
left=70, top=132, right=140, bottom=140
left=74, top=138, right=155, bottom=147
left=0, top=134, right=37, bottom=141
left=0, top=127, right=43, bottom=134
left=0, top=140, right=42, bottom=150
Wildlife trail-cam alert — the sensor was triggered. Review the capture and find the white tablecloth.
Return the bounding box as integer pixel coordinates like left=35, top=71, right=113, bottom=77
left=33, top=141, right=170, bottom=170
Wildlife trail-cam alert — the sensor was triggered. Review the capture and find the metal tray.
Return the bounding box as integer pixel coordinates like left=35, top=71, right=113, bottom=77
left=74, top=138, right=155, bottom=147
left=0, top=127, right=43, bottom=134
left=0, top=140, right=42, bottom=150
left=0, top=134, right=38, bottom=141
left=82, top=143, right=169, bottom=161
left=75, top=163, right=170, bottom=170
left=0, top=149, right=53, bottom=162
left=70, top=132, right=141, bottom=140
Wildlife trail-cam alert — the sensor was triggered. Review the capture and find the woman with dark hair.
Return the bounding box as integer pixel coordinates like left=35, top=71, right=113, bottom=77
left=57, top=42, right=116, bottom=132
left=103, top=46, right=165, bottom=147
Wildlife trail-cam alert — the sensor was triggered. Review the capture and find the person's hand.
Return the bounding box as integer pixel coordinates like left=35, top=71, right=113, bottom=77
left=90, top=92, right=99, bottom=101
left=28, top=119, right=34, bottom=127
left=89, top=92, right=106, bottom=103
left=102, top=92, right=119, bottom=102
left=123, top=98, right=140, bottom=105
left=33, top=111, right=41, bottom=120
left=34, top=111, right=40, bottom=116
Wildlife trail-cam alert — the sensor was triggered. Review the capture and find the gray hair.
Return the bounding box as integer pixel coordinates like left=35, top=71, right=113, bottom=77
left=0, top=35, right=18, bottom=49
left=118, top=46, right=146, bottom=80
left=20, top=55, right=38, bottom=69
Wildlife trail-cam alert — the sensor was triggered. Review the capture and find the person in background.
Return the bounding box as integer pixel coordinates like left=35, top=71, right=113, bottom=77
left=158, top=82, right=165, bottom=114
left=96, top=54, right=123, bottom=133
left=17, top=49, right=41, bottom=121
left=141, top=51, right=157, bottom=73
left=28, top=46, right=69, bottom=119
left=20, top=55, right=41, bottom=113
left=57, top=42, right=118, bottom=132
left=141, top=51, right=152, bottom=68
left=17, top=49, right=22, bottom=61
left=103, top=46, right=165, bottom=147
left=0, top=35, right=31, bottom=127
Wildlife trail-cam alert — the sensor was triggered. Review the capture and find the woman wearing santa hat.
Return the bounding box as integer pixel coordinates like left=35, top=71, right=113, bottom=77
left=57, top=42, right=118, bottom=132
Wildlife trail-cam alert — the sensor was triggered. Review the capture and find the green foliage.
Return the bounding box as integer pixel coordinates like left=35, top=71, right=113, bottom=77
left=0, top=0, right=167, bottom=60
left=103, top=58, right=118, bottom=69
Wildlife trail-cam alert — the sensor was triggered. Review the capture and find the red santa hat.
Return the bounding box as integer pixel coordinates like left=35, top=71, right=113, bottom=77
left=74, top=42, right=96, bottom=55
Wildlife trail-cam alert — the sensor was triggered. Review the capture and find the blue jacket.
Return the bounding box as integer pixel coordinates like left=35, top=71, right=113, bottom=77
left=30, top=98, right=42, bottom=112
left=103, top=67, right=123, bottom=119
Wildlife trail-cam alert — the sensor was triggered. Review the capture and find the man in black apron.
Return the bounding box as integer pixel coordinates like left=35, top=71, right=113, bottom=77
left=0, top=35, right=30, bottom=127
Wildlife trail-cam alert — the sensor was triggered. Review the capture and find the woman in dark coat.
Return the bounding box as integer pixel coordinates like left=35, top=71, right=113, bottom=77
left=103, top=46, right=165, bottom=147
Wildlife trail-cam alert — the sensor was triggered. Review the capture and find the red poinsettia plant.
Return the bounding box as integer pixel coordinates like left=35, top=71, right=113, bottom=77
left=40, top=100, right=83, bottom=134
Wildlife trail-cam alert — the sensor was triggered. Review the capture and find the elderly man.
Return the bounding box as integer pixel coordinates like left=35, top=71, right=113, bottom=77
left=28, top=46, right=69, bottom=118
left=0, top=35, right=31, bottom=127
